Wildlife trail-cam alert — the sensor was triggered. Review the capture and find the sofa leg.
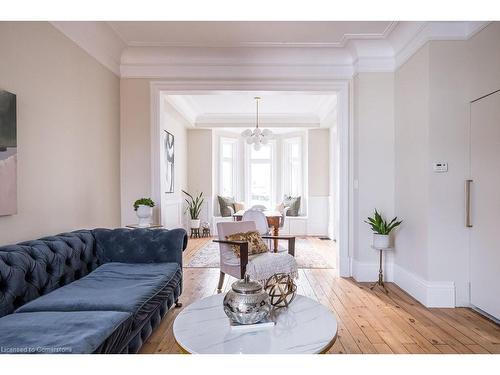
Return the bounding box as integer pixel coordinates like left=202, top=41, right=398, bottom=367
left=175, top=299, right=182, bottom=308
left=217, top=271, right=225, bottom=293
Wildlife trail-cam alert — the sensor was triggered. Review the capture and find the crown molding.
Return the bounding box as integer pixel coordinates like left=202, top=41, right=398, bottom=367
left=50, top=21, right=125, bottom=76
left=392, top=21, right=491, bottom=69
left=195, top=113, right=320, bottom=127
left=51, top=21, right=493, bottom=78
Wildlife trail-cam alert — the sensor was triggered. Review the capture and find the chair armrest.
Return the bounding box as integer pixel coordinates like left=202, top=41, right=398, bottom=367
left=261, top=235, right=295, bottom=256
left=213, top=240, right=249, bottom=276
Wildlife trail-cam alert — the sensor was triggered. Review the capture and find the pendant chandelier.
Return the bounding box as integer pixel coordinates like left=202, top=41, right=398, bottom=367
left=241, top=97, right=273, bottom=151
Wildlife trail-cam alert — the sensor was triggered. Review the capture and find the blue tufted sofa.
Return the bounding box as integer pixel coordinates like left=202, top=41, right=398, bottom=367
left=0, top=227, right=187, bottom=354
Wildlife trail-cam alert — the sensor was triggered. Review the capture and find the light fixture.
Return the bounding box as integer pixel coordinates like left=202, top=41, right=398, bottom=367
left=241, top=97, right=273, bottom=151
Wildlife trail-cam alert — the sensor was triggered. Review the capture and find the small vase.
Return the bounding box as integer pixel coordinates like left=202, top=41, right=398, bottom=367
left=373, top=234, right=390, bottom=249
left=136, top=205, right=153, bottom=227
left=191, top=219, right=201, bottom=229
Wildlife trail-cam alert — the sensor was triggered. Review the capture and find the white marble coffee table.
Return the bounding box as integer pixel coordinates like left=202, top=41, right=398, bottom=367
left=173, top=294, right=338, bottom=354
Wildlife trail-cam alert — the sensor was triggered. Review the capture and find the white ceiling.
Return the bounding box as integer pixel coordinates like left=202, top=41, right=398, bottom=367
left=108, top=21, right=395, bottom=47
left=165, top=93, right=337, bottom=128
left=51, top=21, right=490, bottom=77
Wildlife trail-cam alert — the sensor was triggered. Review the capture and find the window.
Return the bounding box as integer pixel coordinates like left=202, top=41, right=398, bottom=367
left=282, top=137, right=302, bottom=197
left=219, top=137, right=238, bottom=197
left=246, top=142, right=275, bottom=208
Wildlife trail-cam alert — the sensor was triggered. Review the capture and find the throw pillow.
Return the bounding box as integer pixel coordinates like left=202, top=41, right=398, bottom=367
left=218, top=195, right=235, bottom=217
left=225, top=230, right=269, bottom=257
left=234, top=201, right=246, bottom=212
left=283, top=195, right=301, bottom=216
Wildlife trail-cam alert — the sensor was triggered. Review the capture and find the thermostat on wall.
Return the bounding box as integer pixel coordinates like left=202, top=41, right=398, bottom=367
left=433, top=162, right=448, bottom=173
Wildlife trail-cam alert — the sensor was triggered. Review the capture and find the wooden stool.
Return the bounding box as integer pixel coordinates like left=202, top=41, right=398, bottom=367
left=202, top=227, right=211, bottom=237
left=190, top=228, right=200, bottom=238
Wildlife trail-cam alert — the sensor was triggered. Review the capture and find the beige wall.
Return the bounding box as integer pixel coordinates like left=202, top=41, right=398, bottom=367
left=353, top=72, right=395, bottom=265
left=0, top=22, right=120, bottom=245
left=394, top=45, right=431, bottom=280
left=308, top=128, right=330, bottom=197
left=394, top=22, right=500, bottom=306
left=187, top=129, right=213, bottom=223
left=120, top=81, right=191, bottom=227
left=161, top=100, right=189, bottom=228
left=120, top=79, right=151, bottom=225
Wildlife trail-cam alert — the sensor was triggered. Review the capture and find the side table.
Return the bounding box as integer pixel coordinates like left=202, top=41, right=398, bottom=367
left=370, top=245, right=392, bottom=294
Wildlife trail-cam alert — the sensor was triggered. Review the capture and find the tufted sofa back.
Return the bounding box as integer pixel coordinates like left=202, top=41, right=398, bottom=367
left=0, top=230, right=99, bottom=318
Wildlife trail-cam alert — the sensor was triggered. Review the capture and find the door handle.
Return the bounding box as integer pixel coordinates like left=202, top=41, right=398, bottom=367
left=465, top=179, right=473, bottom=228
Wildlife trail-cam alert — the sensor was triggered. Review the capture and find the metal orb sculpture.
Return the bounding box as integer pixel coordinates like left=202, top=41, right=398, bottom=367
left=264, top=273, right=297, bottom=309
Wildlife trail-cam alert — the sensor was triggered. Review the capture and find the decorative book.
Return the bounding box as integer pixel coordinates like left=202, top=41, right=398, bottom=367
left=229, top=317, right=275, bottom=331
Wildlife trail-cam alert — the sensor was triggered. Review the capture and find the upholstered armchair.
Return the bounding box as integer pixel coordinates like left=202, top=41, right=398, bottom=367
left=213, top=221, right=296, bottom=292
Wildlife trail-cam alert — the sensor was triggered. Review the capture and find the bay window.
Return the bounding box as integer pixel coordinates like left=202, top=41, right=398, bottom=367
left=246, top=142, right=275, bottom=208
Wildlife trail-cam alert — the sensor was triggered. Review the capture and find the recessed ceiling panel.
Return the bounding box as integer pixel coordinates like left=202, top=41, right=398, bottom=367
left=109, top=21, right=395, bottom=47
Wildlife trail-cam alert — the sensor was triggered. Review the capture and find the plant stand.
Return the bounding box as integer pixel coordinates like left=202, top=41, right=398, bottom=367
left=369, top=246, right=391, bottom=294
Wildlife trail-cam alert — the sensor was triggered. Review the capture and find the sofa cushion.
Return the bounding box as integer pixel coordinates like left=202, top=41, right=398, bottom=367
left=16, top=262, right=182, bottom=324
left=0, top=311, right=131, bottom=354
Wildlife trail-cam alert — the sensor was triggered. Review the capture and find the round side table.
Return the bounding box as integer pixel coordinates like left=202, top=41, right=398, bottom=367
left=173, top=294, right=338, bottom=354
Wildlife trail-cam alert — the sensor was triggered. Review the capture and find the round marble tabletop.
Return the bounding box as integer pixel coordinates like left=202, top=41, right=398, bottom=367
left=173, top=294, right=338, bottom=354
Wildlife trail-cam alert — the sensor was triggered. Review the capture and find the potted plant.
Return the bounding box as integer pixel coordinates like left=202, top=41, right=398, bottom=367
left=365, top=209, right=402, bottom=248
left=133, top=198, right=155, bottom=227
left=182, top=190, right=204, bottom=229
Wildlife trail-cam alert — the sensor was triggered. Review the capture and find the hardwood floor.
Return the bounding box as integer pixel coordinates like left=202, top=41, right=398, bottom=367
left=139, top=237, right=500, bottom=354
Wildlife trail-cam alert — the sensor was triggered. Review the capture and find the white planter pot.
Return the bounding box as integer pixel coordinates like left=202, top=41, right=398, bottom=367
left=373, top=234, right=390, bottom=249
left=191, top=219, right=201, bottom=229
left=136, top=205, right=153, bottom=227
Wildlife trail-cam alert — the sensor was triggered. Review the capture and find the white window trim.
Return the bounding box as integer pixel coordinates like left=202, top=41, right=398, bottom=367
left=244, top=140, right=277, bottom=209
left=219, top=136, right=239, bottom=199
left=282, top=136, right=303, bottom=198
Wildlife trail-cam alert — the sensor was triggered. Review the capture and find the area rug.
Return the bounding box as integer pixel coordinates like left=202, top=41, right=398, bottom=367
left=186, top=238, right=335, bottom=269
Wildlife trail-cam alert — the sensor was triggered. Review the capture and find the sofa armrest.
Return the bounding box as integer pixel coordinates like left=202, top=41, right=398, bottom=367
left=92, top=228, right=188, bottom=266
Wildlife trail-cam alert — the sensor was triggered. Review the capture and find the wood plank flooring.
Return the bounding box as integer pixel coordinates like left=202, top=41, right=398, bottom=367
left=139, top=237, right=500, bottom=354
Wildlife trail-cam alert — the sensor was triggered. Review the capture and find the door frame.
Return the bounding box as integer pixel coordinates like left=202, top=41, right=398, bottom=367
left=150, top=79, right=353, bottom=277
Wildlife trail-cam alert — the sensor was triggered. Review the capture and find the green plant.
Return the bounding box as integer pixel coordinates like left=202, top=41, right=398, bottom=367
left=182, top=190, right=204, bottom=220
left=365, top=209, right=402, bottom=235
left=133, top=198, right=155, bottom=211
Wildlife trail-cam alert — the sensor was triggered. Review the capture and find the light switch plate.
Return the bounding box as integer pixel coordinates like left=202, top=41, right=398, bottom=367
left=433, top=162, right=448, bottom=173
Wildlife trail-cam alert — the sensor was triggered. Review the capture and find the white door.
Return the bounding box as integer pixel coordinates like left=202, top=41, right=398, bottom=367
left=470, top=90, right=500, bottom=320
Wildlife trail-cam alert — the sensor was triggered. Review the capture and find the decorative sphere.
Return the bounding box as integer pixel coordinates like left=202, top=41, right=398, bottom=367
left=254, top=128, right=261, bottom=136
left=264, top=273, right=297, bottom=309
left=253, top=142, right=262, bottom=151
left=246, top=136, right=255, bottom=144
left=261, top=137, right=269, bottom=145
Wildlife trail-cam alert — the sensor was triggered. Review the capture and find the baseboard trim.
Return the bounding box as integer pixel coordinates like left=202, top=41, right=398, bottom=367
left=392, top=264, right=455, bottom=308
left=350, top=258, right=455, bottom=308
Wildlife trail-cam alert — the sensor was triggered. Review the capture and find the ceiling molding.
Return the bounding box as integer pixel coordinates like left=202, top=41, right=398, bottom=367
left=195, top=113, right=320, bottom=127
left=52, top=21, right=493, bottom=78
left=392, top=21, right=491, bottom=69
left=50, top=21, right=125, bottom=76
left=109, top=21, right=398, bottom=49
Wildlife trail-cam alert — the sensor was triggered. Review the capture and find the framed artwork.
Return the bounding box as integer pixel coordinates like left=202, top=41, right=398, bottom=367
left=0, top=90, right=17, bottom=216
left=164, top=130, right=174, bottom=193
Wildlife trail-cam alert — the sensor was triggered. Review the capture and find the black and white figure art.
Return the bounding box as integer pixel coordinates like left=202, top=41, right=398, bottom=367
left=164, top=130, right=174, bottom=193
left=0, top=90, right=17, bottom=216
